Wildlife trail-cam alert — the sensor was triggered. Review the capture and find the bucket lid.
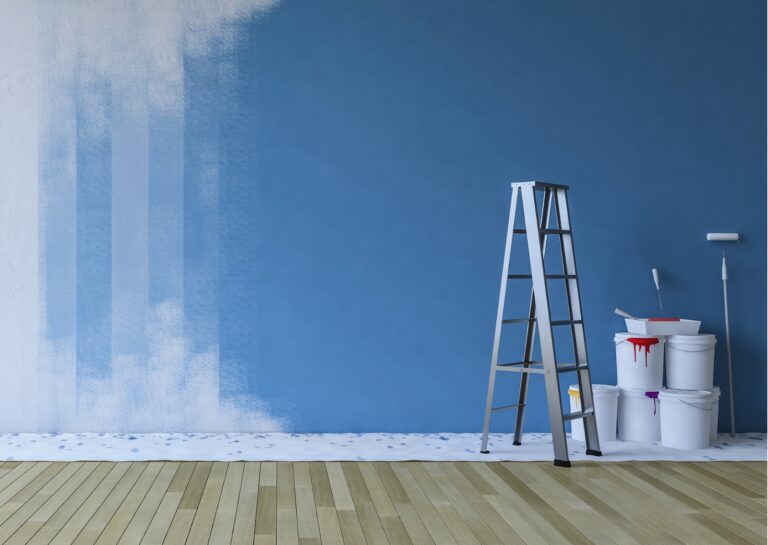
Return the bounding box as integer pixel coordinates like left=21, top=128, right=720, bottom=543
left=667, top=333, right=716, bottom=345
left=614, top=332, right=665, bottom=343
left=619, top=387, right=666, bottom=398
left=659, top=388, right=711, bottom=400
left=568, top=384, right=618, bottom=397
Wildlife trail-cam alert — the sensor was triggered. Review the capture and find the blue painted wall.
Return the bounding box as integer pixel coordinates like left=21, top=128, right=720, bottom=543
left=222, top=0, right=766, bottom=432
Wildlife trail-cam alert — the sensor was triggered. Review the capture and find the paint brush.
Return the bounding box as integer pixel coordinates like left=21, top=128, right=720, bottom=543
left=652, top=268, right=663, bottom=311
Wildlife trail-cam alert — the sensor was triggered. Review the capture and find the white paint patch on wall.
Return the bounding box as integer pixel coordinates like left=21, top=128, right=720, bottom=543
left=0, top=0, right=40, bottom=430
left=0, top=0, right=284, bottom=432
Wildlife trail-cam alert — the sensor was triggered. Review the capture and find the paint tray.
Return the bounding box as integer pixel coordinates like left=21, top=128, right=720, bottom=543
left=624, top=318, right=701, bottom=336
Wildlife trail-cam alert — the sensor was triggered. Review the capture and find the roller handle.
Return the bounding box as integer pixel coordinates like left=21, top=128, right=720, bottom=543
left=722, top=256, right=728, bottom=281
left=652, top=268, right=660, bottom=290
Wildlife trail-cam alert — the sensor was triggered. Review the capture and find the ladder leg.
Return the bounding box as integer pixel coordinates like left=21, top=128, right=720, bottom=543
left=513, top=188, right=553, bottom=446
left=481, top=186, right=519, bottom=453
left=555, top=188, right=601, bottom=457
left=521, top=185, right=570, bottom=466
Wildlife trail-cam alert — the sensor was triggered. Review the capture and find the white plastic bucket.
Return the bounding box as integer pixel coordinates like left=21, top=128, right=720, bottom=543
left=618, top=388, right=663, bottom=442
left=706, top=386, right=721, bottom=444
left=568, top=384, right=619, bottom=443
left=615, top=333, right=665, bottom=389
left=665, top=334, right=717, bottom=390
left=659, top=389, right=713, bottom=450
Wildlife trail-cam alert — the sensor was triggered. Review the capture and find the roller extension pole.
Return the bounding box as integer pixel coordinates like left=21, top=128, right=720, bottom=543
left=721, top=254, right=736, bottom=436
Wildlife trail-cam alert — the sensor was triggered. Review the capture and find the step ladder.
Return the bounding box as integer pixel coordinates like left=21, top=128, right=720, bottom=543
left=480, top=181, right=601, bottom=467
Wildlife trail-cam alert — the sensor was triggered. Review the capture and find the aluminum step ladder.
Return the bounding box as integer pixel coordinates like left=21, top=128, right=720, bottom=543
left=480, top=181, right=601, bottom=467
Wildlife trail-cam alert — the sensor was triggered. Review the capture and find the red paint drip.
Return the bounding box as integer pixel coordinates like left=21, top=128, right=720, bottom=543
left=627, top=337, right=659, bottom=367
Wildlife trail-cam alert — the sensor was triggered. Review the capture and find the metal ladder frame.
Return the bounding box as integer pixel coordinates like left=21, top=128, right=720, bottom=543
left=480, top=181, right=601, bottom=467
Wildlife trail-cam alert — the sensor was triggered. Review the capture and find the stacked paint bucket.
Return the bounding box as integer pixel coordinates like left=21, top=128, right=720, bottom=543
left=614, top=332, right=720, bottom=449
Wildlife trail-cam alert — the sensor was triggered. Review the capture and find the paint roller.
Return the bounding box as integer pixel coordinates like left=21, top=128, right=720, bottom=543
left=707, top=232, right=739, bottom=436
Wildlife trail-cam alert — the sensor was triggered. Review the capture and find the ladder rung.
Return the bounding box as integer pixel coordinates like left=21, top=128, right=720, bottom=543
left=551, top=319, right=583, bottom=326
left=498, top=361, right=537, bottom=367
left=507, top=274, right=577, bottom=280
left=496, top=365, right=545, bottom=374
left=563, top=408, right=594, bottom=421
left=491, top=403, right=524, bottom=413
left=540, top=229, right=571, bottom=235
left=502, top=318, right=536, bottom=324
left=513, top=228, right=527, bottom=234
left=556, top=363, right=589, bottom=373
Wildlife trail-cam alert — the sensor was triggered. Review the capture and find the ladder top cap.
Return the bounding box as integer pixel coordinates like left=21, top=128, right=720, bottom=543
left=511, top=181, right=570, bottom=190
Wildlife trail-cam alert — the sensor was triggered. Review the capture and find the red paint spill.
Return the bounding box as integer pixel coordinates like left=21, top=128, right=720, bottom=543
left=627, top=337, right=659, bottom=367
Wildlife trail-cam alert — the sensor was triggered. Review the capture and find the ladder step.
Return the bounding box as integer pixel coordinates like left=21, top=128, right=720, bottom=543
left=511, top=229, right=572, bottom=236
left=496, top=365, right=545, bottom=374
left=502, top=318, right=536, bottom=324
left=551, top=319, right=583, bottom=326
left=507, top=274, right=577, bottom=280
left=556, top=363, right=589, bottom=373
left=491, top=403, right=524, bottom=413
left=563, top=408, right=594, bottom=421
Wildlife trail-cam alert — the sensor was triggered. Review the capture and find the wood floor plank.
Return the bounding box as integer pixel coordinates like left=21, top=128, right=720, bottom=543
left=186, top=462, right=228, bottom=545
left=208, top=461, right=243, bottom=545
left=422, top=463, right=506, bottom=545
left=161, top=462, right=213, bottom=545
left=293, top=463, right=320, bottom=542
left=24, top=462, right=115, bottom=545
left=359, top=463, right=411, bottom=545
left=71, top=462, right=146, bottom=545
left=0, top=463, right=85, bottom=544
left=231, top=462, right=260, bottom=545
left=0, top=463, right=66, bottom=527
left=477, top=462, right=572, bottom=545
left=308, top=465, right=343, bottom=545
left=392, top=462, right=457, bottom=545
left=138, top=462, right=195, bottom=545
left=276, top=462, right=298, bottom=545
left=374, top=463, right=434, bottom=545
left=93, top=462, right=164, bottom=545
left=115, top=462, right=179, bottom=545
left=341, top=462, right=389, bottom=545
left=48, top=462, right=131, bottom=545
left=254, top=462, right=277, bottom=545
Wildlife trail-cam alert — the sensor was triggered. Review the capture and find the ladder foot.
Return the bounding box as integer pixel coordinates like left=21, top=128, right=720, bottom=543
left=512, top=441, right=522, bottom=446
left=553, top=459, right=571, bottom=468
left=586, top=449, right=602, bottom=457
left=480, top=450, right=490, bottom=454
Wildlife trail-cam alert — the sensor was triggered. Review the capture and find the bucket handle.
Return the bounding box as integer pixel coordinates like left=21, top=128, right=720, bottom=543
left=678, top=399, right=712, bottom=411
left=666, top=344, right=715, bottom=353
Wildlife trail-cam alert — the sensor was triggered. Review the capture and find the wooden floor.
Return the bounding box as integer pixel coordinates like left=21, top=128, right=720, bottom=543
left=0, top=461, right=763, bottom=545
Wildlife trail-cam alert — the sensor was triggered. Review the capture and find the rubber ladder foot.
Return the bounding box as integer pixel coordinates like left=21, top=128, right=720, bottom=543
left=554, top=459, right=571, bottom=468
left=480, top=450, right=490, bottom=454
left=586, top=449, right=602, bottom=457
left=512, top=441, right=522, bottom=446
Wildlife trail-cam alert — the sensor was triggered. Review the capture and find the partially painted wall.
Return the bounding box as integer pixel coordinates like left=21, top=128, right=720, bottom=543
left=0, top=0, right=284, bottom=432
left=0, top=0, right=765, bottom=434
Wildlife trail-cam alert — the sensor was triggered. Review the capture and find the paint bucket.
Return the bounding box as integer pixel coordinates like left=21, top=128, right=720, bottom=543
left=659, top=389, right=713, bottom=450
left=614, top=333, right=665, bottom=389
left=618, top=388, right=663, bottom=442
left=568, top=384, right=619, bottom=443
left=706, top=385, right=721, bottom=445
left=665, top=334, right=717, bottom=390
